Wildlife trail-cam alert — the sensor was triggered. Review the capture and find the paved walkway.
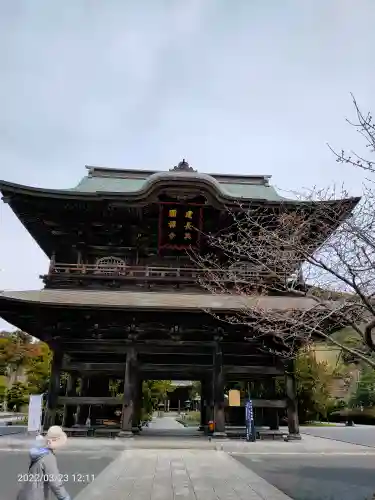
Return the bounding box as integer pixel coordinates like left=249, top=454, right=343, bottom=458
left=140, top=413, right=204, bottom=442
left=75, top=449, right=292, bottom=500
left=147, top=414, right=188, bottom=430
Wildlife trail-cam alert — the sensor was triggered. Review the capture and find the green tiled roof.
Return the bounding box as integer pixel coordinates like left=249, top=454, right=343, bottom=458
left=73, top=176, right=146, bottom=193
left=71, top=170, right=286, bottom=201
left=220, top=182, right=284, bottom=201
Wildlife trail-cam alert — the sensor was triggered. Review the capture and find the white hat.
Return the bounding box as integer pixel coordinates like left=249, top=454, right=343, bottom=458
left=45, top=426, right=67, bottom=448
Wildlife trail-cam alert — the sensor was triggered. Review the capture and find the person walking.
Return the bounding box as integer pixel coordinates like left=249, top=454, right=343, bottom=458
left=16, top=425, right=71, bottom=500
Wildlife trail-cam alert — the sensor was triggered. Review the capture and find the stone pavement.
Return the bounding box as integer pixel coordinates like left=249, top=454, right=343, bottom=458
left=147, top=414, right=187, bottom=430
left=74, top=449, right=293, bottom=500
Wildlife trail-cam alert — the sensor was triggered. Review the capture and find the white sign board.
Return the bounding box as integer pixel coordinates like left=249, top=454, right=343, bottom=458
left=28, top=394, right=43, bottom=432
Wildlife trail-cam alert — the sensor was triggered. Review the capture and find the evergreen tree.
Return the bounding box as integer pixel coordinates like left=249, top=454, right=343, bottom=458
left=350, top=366, right=375, bottom=408
left=295, top=352, right=332, bottom=423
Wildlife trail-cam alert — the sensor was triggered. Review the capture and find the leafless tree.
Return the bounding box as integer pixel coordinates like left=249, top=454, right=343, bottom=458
left=328, top=94, right=375, bottom=352
left=190, top=97, right=375, bottom=367
left=329, top=93, right=375, bottom=174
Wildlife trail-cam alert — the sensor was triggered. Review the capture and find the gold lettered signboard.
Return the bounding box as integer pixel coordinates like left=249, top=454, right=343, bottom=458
left=158, top=203, right=202, bottom=250
left=228, top=389, right=241, bottom=407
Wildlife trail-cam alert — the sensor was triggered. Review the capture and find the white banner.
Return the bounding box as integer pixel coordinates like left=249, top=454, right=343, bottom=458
left=28, top=394, right=43, bottom=432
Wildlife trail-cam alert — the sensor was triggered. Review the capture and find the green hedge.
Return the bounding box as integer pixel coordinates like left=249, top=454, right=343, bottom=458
left=329, top=407, right=375, bottom=425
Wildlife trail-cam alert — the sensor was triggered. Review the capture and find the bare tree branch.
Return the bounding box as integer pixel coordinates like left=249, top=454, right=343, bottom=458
left=328, top=93, right=375, bottom=173
left=189, top=95, right=375, bottom=369
left=189, top=184, right=375, bottom=366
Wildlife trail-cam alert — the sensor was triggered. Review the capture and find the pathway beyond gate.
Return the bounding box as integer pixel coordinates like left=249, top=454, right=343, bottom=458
left=140, top=412, right=203, bottom=439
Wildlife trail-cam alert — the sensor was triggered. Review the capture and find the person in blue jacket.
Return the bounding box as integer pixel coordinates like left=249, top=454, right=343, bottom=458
left=17, top=425, right=71, bottom=500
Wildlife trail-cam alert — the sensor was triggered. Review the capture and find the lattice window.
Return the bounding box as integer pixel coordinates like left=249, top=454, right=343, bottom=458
left=228, top=262, right=258, bottom=279
left=95, top=256, right=126, bottom=275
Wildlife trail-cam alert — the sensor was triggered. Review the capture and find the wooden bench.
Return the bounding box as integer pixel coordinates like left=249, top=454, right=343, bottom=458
left=225, top=426, right=287, bottom=440
left=93, top=428, right=120, bottom=438
left=63, top=427, right=93, bottom=437
left=257, top=429, right=287, bottom=441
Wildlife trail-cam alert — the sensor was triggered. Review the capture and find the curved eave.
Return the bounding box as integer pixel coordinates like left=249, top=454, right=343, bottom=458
left=0, top=178, right=361, bottom=209
left=0, top=290, right=343, bottom=343
left=0, top=177, right=282, bottom=205
left=0, top=180, right=99, bottom=200
left=0, top=289, right=323, bottom=312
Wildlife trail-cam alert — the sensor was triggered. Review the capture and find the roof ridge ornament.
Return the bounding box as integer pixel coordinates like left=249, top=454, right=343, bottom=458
left=170, top=159, right=197, bottom=172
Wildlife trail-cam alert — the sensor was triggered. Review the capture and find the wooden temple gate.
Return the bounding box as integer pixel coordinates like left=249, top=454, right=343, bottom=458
left=42, top=334, right=300, bottom=439
left=0, top=161, right=358, bottom=439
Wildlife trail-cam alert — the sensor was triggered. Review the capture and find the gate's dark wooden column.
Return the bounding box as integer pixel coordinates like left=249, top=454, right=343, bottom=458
left=199, top=379, right=207, bottom=431
left=43, top=348, right=63, bottom=431
left=205, top=373, right=214, bottom=433
left=213, top=341, right=226, bottom=437
left=285, top=360, right=301, bottom=439
left=62, top=374, right=77, bottom=427
left=118, top=346, right=137, bottom=437
left=131, top=373, right=141, bottom=433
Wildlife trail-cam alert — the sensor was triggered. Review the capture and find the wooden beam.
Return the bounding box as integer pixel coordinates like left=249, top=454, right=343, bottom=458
left=139, top=364, right=212, bottom=373
left=58, top=396, right=121, bottom=405
left=62, top=361, right=283, bottom=375
left=57, top=396, right=286, bottom=409
left=136, top=345, right=214, bottom=355
left=141, top=364, right=282, bottom=374
left=61, top=340, right=273, bottom=356
left=61, top=340, right=217, bottom=353
left=224, top=366, right=284, bottom=375
left=63, top=362, right=124, bottom=372
left=252, top=399, right=286, bottom=408
left=66, top=339, right=267, bottom=349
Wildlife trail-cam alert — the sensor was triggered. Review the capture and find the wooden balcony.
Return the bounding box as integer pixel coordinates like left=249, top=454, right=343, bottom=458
left=41, top=262, right=291, bottom=289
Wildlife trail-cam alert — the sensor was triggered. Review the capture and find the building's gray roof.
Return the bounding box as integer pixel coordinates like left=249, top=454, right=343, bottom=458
left=0, top=289, right=320, bottom=312
left=70, top=167, right=286, bottom=202
left=0, top=165, right=361, bottom=209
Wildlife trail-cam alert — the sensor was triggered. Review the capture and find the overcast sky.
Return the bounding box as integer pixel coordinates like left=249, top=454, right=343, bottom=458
left=1, top=0, right=375, bottom=330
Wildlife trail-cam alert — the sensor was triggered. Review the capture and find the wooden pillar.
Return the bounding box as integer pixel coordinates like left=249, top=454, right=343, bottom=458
left=285, top=360, right=301, bottom=439
left=77, top=376, right=90, bottom=425
left=206, top=361, right=216, bottom=432
left=48, top=251, right=56, bottom=273
left=199, top=379, right=207, bottom=431
left=43, top=348, right=63, bottom=431
left=62, top=374, right=77, bottom=427
left=213, top=342, right=226, bottom=437
left=132, top=374, right=141, bottom=433
left=118, top=347, right=137, bottom=437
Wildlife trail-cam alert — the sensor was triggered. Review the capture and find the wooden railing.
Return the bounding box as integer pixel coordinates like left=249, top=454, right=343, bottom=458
left=45, top=262, right=280, bottom=283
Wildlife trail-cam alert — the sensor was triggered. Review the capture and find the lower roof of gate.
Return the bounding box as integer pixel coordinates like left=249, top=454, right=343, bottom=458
left=0, top=289, right=319, bottom=312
